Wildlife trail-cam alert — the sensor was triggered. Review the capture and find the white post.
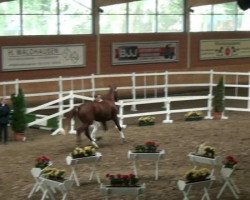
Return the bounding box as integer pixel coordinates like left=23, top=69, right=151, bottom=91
left=15, top=79, right=19, bottom=96
left=70, top=79, right=74, bottom=91
left=205, top=70, right=214, bottom=119
left=69, top=91, right=76, bottom=134
left=235, top=74, right=239, bottom=96
left=154, top=74, right=158, bottom=98
left=163, top=97, right=173, bottom=123
left=248, top=72, right=250, bottom=110
left=131, top=72, right=137, bottom=111
left=143, top=75, right=146, bottom=99
left=205, top=94, right=213, bottom=120
left=91, top=73, right=96, bottom=98
left=163, top=71, right=169, bottom=108
left=118, top=100, right=126, bottom=128
left=221, top=74, right=228, bottom=119
left=2, top=82, right=6, bottom=97
left=51, top=76, right=65, bottom=135
left=81, top=79, right=85, bottom=103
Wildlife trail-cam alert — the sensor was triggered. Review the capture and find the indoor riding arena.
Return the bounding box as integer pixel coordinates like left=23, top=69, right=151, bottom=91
left=0, top=1, right=250, bottom=200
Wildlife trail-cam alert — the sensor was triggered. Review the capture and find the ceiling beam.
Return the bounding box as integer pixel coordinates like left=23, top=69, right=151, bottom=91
left=188, top=0, right=236, bottom=7
left=0, top=0, right=14, bottom=2
left=98, top=0, right=141, bottom=7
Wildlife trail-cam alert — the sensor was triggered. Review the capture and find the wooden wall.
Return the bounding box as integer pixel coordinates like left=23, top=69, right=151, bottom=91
left=0, top=31, right=250, bottom=83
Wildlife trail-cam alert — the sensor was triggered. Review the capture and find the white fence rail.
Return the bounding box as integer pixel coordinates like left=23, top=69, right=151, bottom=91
left=26, top=92, right=215, bottom=135
left=1, top=70, right=250, bottom=134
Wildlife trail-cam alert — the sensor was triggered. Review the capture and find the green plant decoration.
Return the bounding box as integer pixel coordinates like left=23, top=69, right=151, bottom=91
left=212, top=77, right=225, bottom=113
left=11, top=88, right=27, bottom=133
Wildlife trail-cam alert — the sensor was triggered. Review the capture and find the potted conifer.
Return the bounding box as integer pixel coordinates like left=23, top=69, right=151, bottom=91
left=11, top=88, right=27, bottom=141
left=212, top=77, right=225, bottom=120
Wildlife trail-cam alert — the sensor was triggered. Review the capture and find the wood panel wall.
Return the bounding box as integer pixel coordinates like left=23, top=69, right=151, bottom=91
left=0, top=31, right=250, bottom=83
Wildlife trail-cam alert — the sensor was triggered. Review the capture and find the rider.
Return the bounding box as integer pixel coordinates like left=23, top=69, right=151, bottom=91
left=94, top=94, right=103, bottom=102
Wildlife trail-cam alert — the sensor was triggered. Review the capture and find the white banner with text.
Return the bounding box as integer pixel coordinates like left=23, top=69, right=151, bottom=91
left=2, top=44, right=85, bottom=71
left=112, top=41, right=179, bottom=65
left=200, top=39, right=250, bottom=60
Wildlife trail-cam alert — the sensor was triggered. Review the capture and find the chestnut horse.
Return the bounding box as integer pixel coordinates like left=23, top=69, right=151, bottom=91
left=66, top=86, right=125, bottom=147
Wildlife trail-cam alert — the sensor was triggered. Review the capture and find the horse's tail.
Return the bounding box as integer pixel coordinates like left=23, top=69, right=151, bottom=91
left=64, top=107, right=78, bottom=119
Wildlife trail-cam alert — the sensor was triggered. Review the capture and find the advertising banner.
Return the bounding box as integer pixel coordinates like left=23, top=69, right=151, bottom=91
left=200, top=39, right=250, bottom=60
left=112, top=41, right=179, bottom=65
left=2, top=44, right=85, bottom=71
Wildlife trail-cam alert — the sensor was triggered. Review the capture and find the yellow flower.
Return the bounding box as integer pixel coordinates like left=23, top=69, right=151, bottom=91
left=139, top=116, right=155, bottom=122
left=84, top=146, right=93, bottom=151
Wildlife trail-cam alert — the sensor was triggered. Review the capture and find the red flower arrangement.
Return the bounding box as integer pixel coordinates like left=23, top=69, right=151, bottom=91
left=35, top=155, right=51, bottom=169
left=134, top=141, right=159, bottom=153
left=106, top=173, right=139, bottom=187
left=223, top=155, right=238, bottom=168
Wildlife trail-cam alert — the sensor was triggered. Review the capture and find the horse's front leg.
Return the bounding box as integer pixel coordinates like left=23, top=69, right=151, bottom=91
left=90, top=121, right=101, bottom=142
left=112, top=116, right=125, bottom=143
left=84, top=125, right=99, bottom=148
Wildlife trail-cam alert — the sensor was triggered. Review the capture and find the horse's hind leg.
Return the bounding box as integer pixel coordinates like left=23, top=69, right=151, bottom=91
left=84, top=125, right=99, bottom=148
left=90, top=121, right=101, bottom=142
left=112, top=116, right=125, bottom=143
left=76, top=125, right=85, bottom=147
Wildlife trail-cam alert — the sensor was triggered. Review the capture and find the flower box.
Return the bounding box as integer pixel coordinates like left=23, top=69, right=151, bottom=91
left=100, top=183, right=145, bottom=196
left=70, top=146, right=96, bottom=159
left=133, top=141, right=159, bottom=153
left=41, top=167, right=66, bottom=181
left=128, top=149, right=165, bottom=159
left=222, top=155, right=238, bottom=169
left=105, top=173, right=139, bottom=187
left=66, top=152, right=102, bottom=186
left=188, top=152, right=220, bottom=165
left=217, top=164, right=240, bottom=199
left=128, top=150, right=165, bottom=180
left=35, top=155, right=52, bottom=169
left=185, top=116, right=203, bottom=121
left=184, top=168, right=211, bottom=183
left=138, top=121, right=155, bottom=126
left=177, top=176, right=215, bottom=200
left=185, top=111, right=203, bottom=121
left=221, top=165, right=236, bottom=178
left=66, top=152, right=102, bottom=165
left=38, top=177, right=74, bottom=199
left=188, top=152, right=220, bottom=176
left=195, top=143, right=216, bottom=158
left=177, top=177, right=215, bottom=190
left=138, top=116, right=155, bottom=126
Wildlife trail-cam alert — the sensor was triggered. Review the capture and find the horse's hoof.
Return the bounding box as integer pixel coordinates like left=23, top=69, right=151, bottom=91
left=92, top=141, right=99, bottom=148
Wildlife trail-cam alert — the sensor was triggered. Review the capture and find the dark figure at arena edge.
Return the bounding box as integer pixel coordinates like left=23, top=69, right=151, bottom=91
left=0, top=97, right=10, bottom=145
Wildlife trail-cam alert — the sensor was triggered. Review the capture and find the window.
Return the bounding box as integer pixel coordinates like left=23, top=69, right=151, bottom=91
left=0, top=0, right=92, bottom=36
left=190, top=2, right=250, bottom=32
left=100, top=0, right=184, bottom=33
left=1, top=0, right=248, bottom=36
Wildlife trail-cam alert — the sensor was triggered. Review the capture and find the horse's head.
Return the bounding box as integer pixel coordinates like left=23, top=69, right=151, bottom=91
left=107, top=86, right=118, bottom=102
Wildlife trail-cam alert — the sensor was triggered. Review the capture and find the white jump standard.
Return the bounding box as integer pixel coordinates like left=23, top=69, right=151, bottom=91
left=128, top=149, right=165, bottom=180
left=188, top=153, right=221, bottom=176
left=177, top=177, right=215, bottom=200
left=100, top=183, right=146, bottom=200
left=66, top=152, right=102, bottom=186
